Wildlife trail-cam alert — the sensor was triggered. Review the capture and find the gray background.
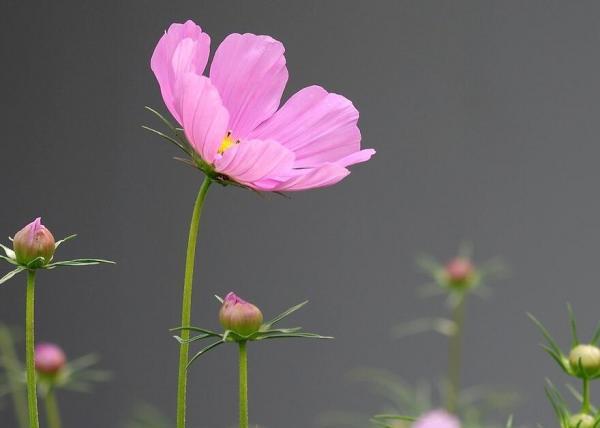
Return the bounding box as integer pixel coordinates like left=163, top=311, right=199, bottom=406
left=0, top=1, right=598, bottom=426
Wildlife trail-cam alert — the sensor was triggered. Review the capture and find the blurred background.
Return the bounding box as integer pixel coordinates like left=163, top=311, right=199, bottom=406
left=1, top=1, right=600, bottom=426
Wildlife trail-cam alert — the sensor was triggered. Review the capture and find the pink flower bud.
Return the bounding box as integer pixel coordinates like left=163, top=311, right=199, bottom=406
left=413, top=410, right=461, bottom=428
left=219, top=292, right=263, bottom=336
left=444, top=257, right=474, bottom=286
left=34, top=343, right=66, bottom=375
left=13, top=218, right=55, bottom=266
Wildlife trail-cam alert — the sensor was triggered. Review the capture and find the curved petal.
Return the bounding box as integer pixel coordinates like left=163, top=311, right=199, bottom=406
left=209, top=33, right=288, bottom=139
left=249, top=85, right=372, bottom=168
left=214, top=139, right=295, bottom=187
left=180, top=74, right=230, bottom=164
left=266, top=163, right=351, bottom=192
left=151, top=20, right=211, bottom=124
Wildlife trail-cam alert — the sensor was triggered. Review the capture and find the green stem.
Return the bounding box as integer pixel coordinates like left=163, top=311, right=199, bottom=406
left=239, top=341, right=248, bottom=428
left=582, top=377, right=591, bottom=414
left=446, top=293, right=466, bottom=414
left=0, top=324, right=29, bottom=428
left=25, top=270, right=39, bottom=428
left=44, top=390, right=62, bottom=428
left=176, top=177, right=212, bottom=428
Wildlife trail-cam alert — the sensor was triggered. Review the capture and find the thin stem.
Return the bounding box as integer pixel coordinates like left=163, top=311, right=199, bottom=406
left=0, top=325, right=29, bottom=428
left=176, top=177, right=212, bottom=428
left=446, top=292, right=466, bottom=414
left=44, top=390, right=62, bottom=428
left=239, top=341, right=248, bottom=428
left=25, top=270, right=39, bottom=428
left=582, top=377, right=591, bottom=414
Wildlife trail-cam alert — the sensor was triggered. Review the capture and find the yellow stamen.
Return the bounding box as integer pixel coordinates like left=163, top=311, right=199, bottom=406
left=218, top=131, right=236, bottom=154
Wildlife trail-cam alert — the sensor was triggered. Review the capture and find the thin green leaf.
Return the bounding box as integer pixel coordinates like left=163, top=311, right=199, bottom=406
left=142, top=126, right=190, bottom=156
left=144, top=106, right=177, bottom=132
left=260, top=332, right=333, bottom=340
left=186, top=340, right=224, bottom=368
left=46, top=258, right=115, bottom=268
left=54, top=234, right=77, bottom=249
left=173, top=333, right=214, bottom=344
left=542, top=345, right=569, bottom=373
left=373, top=414, right=416, bottom=422
left=506, top=415, right=514, bottom=428
left=391, top=318, right=456, bottom=339
left=0, top=266, right=25, bottom=285
left=265, top=300, right=309, bottom=327
left=591, top=321, right=600, bottom=346
left=214, top=294, right=224, bottom=303
left=169, top=326, right=221, bottom=337
left=528, top=313, right=563, bottom=357
left=567, top=303, right=580, bottom=347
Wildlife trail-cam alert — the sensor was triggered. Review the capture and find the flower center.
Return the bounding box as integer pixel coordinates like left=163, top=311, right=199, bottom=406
left=218, top=131, right=238, bottom=154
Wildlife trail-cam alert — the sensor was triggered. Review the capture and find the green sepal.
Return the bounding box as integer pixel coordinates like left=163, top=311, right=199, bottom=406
left=186, top=340, right=225, bottom=368
left=54, top=234, right=77, bottom=249
left=264, top=300, right=309, bottom=328
left=0, top=243, right=16, bottom=261
left=0, top=255, right=18, bottom=266
left=528, top=313, right=564, bottom=360
left=567, top=303, right=580, bottom=347
left=0, top=266, right=26, bottom=285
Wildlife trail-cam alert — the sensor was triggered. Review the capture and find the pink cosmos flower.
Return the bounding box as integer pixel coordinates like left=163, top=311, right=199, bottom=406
left=151, top=20, right=375, bottom=191
left=413, top=410, right=460, bottom=428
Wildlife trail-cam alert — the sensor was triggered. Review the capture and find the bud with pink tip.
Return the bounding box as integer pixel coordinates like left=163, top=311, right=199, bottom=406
left=34, top=343, right=66, bottom=375
left=13, top=218, right=55, bottom=267
left=413, top=410, right=461, bottom=428
left=219, top=292, right=263, bottom=337
left=444, top=257, right=475, bottom=288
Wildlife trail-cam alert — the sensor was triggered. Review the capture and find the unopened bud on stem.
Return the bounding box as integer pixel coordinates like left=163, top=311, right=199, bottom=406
left=569, top=344, right=600, bottom=377
left=219, top=292, right=263, bottom=337
left=13, top=218, right=55, bottom=267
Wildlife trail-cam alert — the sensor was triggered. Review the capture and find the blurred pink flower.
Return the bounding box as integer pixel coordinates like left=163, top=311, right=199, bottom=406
left=413, top=410, right=460, bottom=428
left=151, top=20, right=374, bottom=191
left=34, top=343, right=66, bottom=375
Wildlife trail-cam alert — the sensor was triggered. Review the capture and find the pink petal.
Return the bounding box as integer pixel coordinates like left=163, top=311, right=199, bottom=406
left=209, top=33, right=288, bottom=140
left=151, top=20, right=211, bottom=124
left=180, top=74, right=230, bottom=164
left=249, top=85, right=372, bottom=168
left=214, top=139, right=295, bottom=187
left=414, top=410, right=461, bottom=428
left=266, top=163, right=351, bottom=191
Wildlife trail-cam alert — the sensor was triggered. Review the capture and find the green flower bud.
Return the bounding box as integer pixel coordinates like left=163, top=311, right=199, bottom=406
left=13, top=218, right=55, bottom=267
left=219, top=292, right=263, bottom=337
left=569, top=344, right=600, bottom=377
left=569, top=413, right=596, bottom=428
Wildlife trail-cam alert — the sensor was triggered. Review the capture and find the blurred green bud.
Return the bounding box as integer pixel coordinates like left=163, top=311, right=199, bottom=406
left=13, top=218, right=55, bottom=267
left=569, top=344, right=600, bottom=377
left=219, top=292, right=263, bottom=337
left=569, top=413, right=595, bottom=428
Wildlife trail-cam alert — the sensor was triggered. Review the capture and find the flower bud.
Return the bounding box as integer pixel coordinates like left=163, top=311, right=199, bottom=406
left=34, top=343, right=66, bottom=375
left=413, top=410, right=461, bottom=428
left=569, top=344, right=600, bottom=376
left=444, top=257, right=474, bottom=288
left=13, top=218, right=55, bottom=267
left=569, top=413, right=595, bottom=428
left=219, top=292, right=263, bottom=337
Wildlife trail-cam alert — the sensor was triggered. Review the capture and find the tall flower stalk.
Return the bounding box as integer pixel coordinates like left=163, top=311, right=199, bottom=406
left=176, top=177, right=211, bottom=428
left=0, top=218, right=113, bottom=428
left=147, top=19, right=374, bottom=428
